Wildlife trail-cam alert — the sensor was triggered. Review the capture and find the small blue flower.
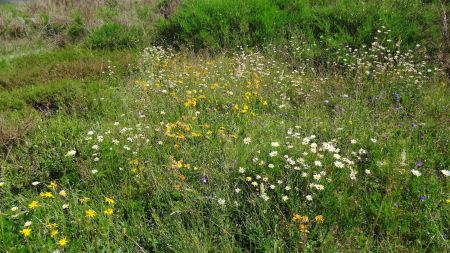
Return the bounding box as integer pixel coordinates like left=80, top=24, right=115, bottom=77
left=392, top=92, right=401, bottom=103
left=420, top=196, right=427, bottom=202
left=200, top=175, right=208, bottom=183
left=416, top=161, right=423, bottom=168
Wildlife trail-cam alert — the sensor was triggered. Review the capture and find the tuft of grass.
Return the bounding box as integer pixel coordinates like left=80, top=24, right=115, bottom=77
left=85, top=22, right=143, bottom=50
left=67, top=11, right=86, bottom=41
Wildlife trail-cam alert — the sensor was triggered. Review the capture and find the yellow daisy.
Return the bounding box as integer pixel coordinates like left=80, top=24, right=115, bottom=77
left=85, top=209, right=96, bottom=219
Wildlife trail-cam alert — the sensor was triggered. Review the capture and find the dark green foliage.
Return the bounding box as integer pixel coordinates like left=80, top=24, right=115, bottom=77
left=85, top=22, right=143, bottom=50
left=157, top=0, right=443, bottom=56
left=157, top=0, right=287, bottom=51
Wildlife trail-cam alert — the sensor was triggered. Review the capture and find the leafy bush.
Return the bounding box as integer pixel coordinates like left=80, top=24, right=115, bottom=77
left=157, top=0, right=443, bottom=56
left=85, top=22, right=142, bottom=50
left=157, top=0, right=287, bottom=51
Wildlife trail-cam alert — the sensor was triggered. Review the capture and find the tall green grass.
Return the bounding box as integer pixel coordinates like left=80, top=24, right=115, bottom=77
left=157, top=0, right=444, bottom=57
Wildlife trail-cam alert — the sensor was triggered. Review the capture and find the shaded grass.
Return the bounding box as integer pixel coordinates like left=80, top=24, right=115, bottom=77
left=0, top=47, right=136, bottom=89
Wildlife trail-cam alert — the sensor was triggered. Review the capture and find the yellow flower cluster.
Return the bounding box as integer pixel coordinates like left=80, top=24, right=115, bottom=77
left=292, top=213, right=324, bottom=234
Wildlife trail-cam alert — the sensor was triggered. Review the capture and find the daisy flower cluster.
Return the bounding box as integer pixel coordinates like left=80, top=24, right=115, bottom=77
left=233, top=128, right=371, bottom=205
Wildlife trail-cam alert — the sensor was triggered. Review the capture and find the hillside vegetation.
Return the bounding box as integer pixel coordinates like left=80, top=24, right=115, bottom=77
left=0, top=0, right=449, bottom=252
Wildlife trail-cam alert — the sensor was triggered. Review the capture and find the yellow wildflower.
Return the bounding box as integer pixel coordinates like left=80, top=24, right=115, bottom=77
left=20, top=228, right=31, bottom=237
left=172, top=160, right=183, bottom=169
left=210, top=83, right=219, bottom=90
left=51, top=229, right=59, bottom=238
left=104, top=208, right=114, bottom=216
left=292, top=213, right=302, bottom=222
left=58, top=237, right=68, bottom=247
left=48, top=181, right=57, bottom=190
left=184, top=98, right=197, bottom=107
left=59, top=190, right=67, bottom=197
left=40, top=192, right=55, bottom=198
left=299, top=224, right=309, bottom=234
left=85, top=209, right=96, bottom=218
left=80, top=197, right=90, bottom=203
left=241, top=104, right=249, bottom=113
left=191, top=132, right=202, bottom=137
left=300, top=216, right=309, bottom=223
left=315, top=215, right=324, bottom=223
left=28, top=201, right=39, bottom=209
left=105, top=197, right=115, bottom=205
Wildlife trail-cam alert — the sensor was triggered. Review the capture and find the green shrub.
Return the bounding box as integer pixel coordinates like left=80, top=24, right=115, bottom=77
left=85, top=22, right=142, bottom=50
left=157, top=0, right=287, bottom=51
left=157, top=0, right=443, bottom=56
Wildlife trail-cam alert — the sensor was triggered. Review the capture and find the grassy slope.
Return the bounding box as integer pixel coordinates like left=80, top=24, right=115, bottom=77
left=0, top=47, right=136, bottom=90
left=0, top=41, right=449, bottom=252
left=0, top=1, right=449, bottom=252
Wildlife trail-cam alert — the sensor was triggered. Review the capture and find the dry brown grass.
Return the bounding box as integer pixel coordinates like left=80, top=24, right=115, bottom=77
left=26, top=0, right=106, bottom=28
left=25, top=0, right=162, bottom=27
left=0, top=0, right=162, bottom=42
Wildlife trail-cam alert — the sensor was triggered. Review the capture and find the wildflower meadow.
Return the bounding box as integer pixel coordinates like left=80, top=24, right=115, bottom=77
left=0, top=0, right=449, bottom=252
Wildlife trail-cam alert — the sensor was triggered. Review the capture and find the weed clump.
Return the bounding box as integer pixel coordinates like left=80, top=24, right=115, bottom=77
left=85, top=22, right=142, bottom=50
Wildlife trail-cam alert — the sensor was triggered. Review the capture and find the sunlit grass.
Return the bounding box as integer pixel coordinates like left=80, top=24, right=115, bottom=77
left=1, top=33, right=448, bottom=252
